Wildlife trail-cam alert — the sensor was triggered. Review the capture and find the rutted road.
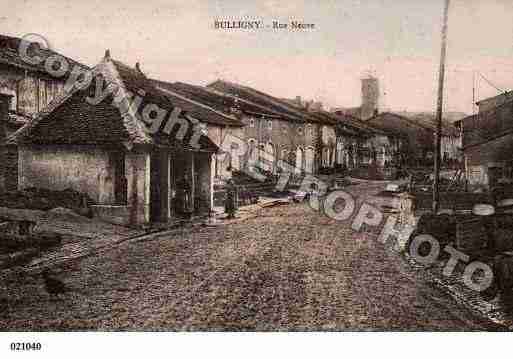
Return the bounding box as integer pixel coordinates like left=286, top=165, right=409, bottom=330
left=1, top=182, right=496, bottom=330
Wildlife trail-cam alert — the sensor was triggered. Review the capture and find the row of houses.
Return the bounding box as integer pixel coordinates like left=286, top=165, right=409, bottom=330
left=0, top=34, right=462, bottom=226
left=332, top=77, right=463, bottom=168
left=365, top=111, right=461, bottom=167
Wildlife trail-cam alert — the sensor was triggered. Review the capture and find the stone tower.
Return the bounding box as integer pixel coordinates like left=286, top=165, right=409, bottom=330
left=361, top=76, right=379, bottom=120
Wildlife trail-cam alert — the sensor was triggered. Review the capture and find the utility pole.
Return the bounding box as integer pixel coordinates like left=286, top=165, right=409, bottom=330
left=433, top=0, right=450, bottom=214
left=472, top=71, right=476, bottom=115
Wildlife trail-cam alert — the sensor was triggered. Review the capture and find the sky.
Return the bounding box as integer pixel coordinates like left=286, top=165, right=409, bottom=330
left=2, top=0, right=513, bottom=115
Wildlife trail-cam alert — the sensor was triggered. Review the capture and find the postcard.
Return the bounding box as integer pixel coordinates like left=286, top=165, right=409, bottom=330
left=1, top=0, right=512, bottom=356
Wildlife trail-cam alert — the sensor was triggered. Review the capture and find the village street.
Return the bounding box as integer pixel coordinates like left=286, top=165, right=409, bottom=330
left=1, top=181, right=497, bottom=331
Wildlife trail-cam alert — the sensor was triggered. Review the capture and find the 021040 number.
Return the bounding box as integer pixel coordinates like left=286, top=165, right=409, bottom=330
left=10, top=342, right=42, bottom=351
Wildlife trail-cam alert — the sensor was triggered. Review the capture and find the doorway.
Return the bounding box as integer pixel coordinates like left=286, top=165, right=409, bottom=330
left=150, top=149, right=171, bottom=222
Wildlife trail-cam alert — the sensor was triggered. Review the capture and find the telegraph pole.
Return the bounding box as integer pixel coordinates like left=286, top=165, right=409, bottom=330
left=433, top=0, right=450, bottom=214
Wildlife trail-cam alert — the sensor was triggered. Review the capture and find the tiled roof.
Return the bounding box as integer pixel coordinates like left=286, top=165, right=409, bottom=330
left=157, top=80, right=287, bottom=122
left=337, top=113, right=388, bottom=135
left=208, top=79, right=332, bottom=125
left=476, top=91, right=513, bottom=105
left=366, top=112, right=459, bottom=137
left=0, top=34, right=89, bottom=77
left=313, top=111, right=390, bottom=137
left=365, top=111, right=460, bottom=150
left=150, top=80, right=244, bottom=127
left=460, top=101, right=513, bottom=149
left=365, top=112, right=426, bottom=139
left=303, top=111, right=337, bottom=126
left=8, top=56, right=218, bottom=152
left=393, top=111, right=460, bottom=136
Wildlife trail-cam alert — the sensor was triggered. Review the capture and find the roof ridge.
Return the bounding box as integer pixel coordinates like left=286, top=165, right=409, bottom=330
left=377, top=111, right=434, bottom=131
left=199, top=84, right=287, bottom=118
left=217, top=80, right=318, bottom=122
left=239, top=84, right=313, bottom=120
left=327, top=111, right=387, bottom=135
left=0, top=33, right=90, bottom=73
left=155, top=84, right=239, bottom=122
left=8, top=58, right=152, bottom=146
left=161, top=80, right=285, bottom=120
left=106, top=59, right=153, bottom=145
left=209, top=80, right=307, bottom=122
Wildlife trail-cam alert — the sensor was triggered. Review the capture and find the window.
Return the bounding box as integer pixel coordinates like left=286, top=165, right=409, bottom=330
left=38, top=79, right=48, bottom=110
left=267, top=119, right=272, bottom=130
left=248, top=139, right=258, bottom=164
left=201, top=124, right=208, bottom=135
left=281, top=149, right=289, bottom=163
left=307, top=125, right=313, bottom=136
left=322, top=148, right=330, bottom=167
left=249, top=118, right=255, bottom=128
left=298, top=127, right=303, bottom=135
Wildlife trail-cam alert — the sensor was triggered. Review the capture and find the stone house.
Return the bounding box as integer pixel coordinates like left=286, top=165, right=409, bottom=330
left=0, top=34, right=88, bottom=191
left=311, top=111, right=398, bottom=169
left=8, top=53, right=219, bottom=225
left=457, top=97, right=513, bottom=189
left=150, top=79, right=246, bottom=180
left=207, top=79, right=337, bottom=175
left=394, top=111, right=463, bottom=164
left=319, top=111, right=407, bottom=180
left=330, top=75, right=462, bottom=168
left=151, top=80, right=278, bottom=179
left=364, top=112, right=432, bottom=166
left=364, top=112, right=460, bottom=167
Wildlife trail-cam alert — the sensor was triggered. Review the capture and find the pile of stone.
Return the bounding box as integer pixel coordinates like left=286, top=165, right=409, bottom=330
left=0, top=187, right=94, bottom=215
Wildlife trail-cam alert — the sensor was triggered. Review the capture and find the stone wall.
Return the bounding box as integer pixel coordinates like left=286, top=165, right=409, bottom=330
left=206, top=124, right=244, bottom=179
left=207, top=115, right=325, bottom=177
left=18, top=145, right=116, bottom=203
left=2, top=146, right=18, bottom=192
left=464, top=132, right=513, bottom=188
left=239, top=115, right=323, bottom=173
left=125, top=149, right=150, bottom=224
left=0, top=62, right=66, bottom=193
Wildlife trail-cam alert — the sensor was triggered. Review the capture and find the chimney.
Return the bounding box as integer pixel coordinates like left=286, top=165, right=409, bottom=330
left=104, top=49, right=111, bottom=60
left=312, top=101, right=323, bottom=111
left=135, top=62, right=146, bottom=77
left=295, top=96, right=302, bottom=106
